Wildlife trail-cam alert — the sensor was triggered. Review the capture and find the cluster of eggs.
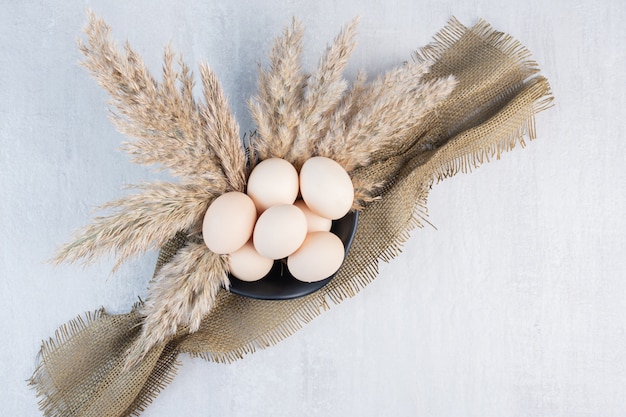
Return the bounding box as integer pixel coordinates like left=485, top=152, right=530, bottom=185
left=202, top=156, right=354, bottom=283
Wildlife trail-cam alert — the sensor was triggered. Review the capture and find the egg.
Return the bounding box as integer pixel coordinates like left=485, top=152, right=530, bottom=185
left=287, top=231, right=345, bottom=282
left=253, top=204, right=307, bottom=259
left=202, top=191, right=257, bottom=254
left=228, top=240, right=274, bottom=282
left=299, top=156, right=354, bottom=220
left=294, top=199, right=332, bottom=232
left=246, top=158, right=299, bottom=212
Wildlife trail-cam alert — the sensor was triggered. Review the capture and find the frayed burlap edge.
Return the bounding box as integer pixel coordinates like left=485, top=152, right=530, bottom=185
left=29, top=306, right=182, bottom=417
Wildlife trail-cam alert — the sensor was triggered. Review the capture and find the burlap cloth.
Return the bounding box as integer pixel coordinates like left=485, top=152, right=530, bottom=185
left=30, top=18, right=552, bottom=417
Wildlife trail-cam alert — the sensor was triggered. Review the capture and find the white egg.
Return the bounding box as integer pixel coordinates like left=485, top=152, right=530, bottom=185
left=228, top=240, right=274, bottom=282
left=287, top=231, right=345, bottom=282
left=246, top=158, right=299, bottom=212
left=294, top=199, right=332, bottom=232
left=253, top=204, right=307, bottom=259
left=202, top=191, right=257, bottom=254
left=299, top=156, right=354, bottom=220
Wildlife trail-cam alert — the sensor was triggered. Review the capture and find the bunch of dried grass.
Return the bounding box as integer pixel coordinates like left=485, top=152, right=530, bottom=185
left=54, top=12, right=456, bottom=365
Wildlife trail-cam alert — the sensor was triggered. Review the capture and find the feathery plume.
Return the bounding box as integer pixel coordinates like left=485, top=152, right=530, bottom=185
left=79, top=12, right=242, bottom=184
left=52, top=180, right=219, bottom=269
left=199, top=63, right=247, bottom=191
left=316, top=70, right=368, bottom=157
left=288, top=17, right=359, bottom=168
left=249, top=18, right=307, bottom=160
left=126, top=243, right=229, bottom=368
left=318, top=63, right=456, bottom=172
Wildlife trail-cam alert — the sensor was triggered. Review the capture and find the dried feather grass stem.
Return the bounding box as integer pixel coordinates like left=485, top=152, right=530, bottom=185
left=127, top=244, right=229, bottom=368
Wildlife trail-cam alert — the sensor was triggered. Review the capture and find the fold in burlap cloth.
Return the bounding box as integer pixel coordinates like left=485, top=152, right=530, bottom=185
left=30, top=18, right=552, bottom=417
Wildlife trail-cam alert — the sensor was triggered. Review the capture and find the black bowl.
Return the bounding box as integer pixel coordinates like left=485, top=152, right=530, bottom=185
left=228, top=210, right=359, bottom=300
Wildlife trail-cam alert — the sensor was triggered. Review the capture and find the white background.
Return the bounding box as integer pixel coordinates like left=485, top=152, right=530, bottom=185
left=2, top=1, right=625, bottom=416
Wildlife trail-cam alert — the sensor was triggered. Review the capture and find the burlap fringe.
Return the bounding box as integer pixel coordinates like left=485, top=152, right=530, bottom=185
left=415, top=17, right=554, bottom=180
left=415, top=18, right=540, bottom=71
left=29, top=309, right=107, bottom=417
left=30, top=306, right=181, bottom=417
left=431, top=77, right=553, bottom=180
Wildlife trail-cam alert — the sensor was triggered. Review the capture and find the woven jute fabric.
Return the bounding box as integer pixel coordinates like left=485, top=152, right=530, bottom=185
left=30, top=18, right=552, bottom=417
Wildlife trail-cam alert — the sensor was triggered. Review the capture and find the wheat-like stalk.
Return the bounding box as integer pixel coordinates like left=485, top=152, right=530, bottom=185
left=199, top=63, right=247, bottom=191
left=248, top=18, right=307, bottom=160
left=125, top=242, right=229, bottom=368
left=287, top=17, right=359, bottom=168
left=319, top=70, right=368, bottom=151
left=79, top=11, right=243, bottom=186
left=317, top=64, right=456, bottom=172
left=52, top=180, right=218, bottom=269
